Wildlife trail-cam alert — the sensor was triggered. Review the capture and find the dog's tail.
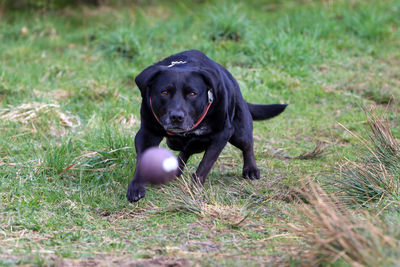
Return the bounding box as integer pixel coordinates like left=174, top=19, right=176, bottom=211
left=247, top=103, right=287, bottom=121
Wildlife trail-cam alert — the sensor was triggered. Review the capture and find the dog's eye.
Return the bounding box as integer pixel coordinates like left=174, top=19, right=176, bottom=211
left=188, top=92, right=197, bottom=97
left=161, top=91, right=169, bottom=96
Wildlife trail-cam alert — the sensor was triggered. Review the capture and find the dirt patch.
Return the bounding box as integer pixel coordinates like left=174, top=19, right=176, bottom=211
left=56, top=256, right=190, bottom=267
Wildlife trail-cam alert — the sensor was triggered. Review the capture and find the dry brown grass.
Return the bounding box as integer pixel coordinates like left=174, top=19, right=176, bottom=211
left=265, top=141, right=326, bottom=160
left=288, top=181, right=399, bottom=266
left=0, top=102, right=80, bottom=128
left=159, top=174, right=251, bottom=227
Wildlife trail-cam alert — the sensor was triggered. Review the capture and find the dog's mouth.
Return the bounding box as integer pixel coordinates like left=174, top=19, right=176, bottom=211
left=165, top=127, right=188, bottom=134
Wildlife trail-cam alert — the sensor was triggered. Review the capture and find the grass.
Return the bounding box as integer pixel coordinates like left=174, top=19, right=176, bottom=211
left=0, top=0, right=400, bottom=265
left=332, top=108, right=400, bottom=206
left=288, top=109, right=400, bottom=266
left=288, top=181, right=400, bottom=266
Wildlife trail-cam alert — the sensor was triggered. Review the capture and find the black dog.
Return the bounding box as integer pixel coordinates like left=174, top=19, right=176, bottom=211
left=127, top=50, right=287, bottom=202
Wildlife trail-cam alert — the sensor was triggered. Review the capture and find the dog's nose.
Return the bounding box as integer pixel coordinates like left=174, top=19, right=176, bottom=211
left=170, top=110, right=184, bottom=123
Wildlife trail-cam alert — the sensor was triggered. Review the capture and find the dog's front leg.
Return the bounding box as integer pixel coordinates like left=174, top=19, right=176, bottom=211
left=194, top=132, right=232, bottom=184
left=126, top=128, right=163, bottom=202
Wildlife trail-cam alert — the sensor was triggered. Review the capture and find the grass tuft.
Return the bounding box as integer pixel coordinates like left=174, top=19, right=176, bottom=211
left=207, top=3, right=248, bottom=42
left=333, top=108, right=400, bottom=206
left=289, top=181, right=400, bottom=266
left=160, top=174, right=251, bottom=227
left=97, top=26, right=140, bottom=60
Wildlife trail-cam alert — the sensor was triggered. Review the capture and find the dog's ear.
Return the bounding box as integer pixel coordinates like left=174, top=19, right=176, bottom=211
left=135, top=66, right=161, bottom=98
left=198, top=68, right=221, bottom=95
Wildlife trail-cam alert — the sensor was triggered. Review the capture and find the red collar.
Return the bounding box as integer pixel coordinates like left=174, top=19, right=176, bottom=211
left=149, top=90, right=214, bottom=136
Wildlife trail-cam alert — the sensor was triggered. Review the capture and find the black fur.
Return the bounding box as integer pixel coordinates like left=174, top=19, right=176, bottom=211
left=127, top=50, right=287, bottom=202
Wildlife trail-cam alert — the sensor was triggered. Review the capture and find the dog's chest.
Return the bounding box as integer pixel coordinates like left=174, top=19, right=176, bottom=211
left=166, top=134, right=212, bottom=153
left=189, top=125, right=212, bottom=136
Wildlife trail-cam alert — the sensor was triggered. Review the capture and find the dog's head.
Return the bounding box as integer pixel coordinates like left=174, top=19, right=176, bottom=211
left=135, top=63, right=219, bottom=135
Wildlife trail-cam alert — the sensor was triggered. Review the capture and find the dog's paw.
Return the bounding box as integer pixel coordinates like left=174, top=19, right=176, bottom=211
left=126, top=181, right=146, bottom=202
left=191, top=172, right=205, bottom=185
left=243, top=167, right=260, bottom=180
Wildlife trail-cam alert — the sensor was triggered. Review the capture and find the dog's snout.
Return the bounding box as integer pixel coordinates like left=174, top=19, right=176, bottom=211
left=170, top=110, right=185, bottom=123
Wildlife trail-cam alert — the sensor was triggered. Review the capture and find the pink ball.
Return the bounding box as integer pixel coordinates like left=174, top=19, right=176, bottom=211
left=138, top=147, right=179, bottom=185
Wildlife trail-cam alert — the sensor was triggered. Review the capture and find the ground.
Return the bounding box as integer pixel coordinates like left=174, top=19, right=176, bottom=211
left=0, top=0, right=399, bottom=266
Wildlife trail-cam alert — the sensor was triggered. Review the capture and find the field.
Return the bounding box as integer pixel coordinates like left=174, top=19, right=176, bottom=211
left=1, top=0, right=400, bottom=266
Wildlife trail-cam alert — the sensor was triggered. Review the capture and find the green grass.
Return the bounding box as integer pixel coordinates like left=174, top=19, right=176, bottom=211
left=0, top=0, right=400, bottom=265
